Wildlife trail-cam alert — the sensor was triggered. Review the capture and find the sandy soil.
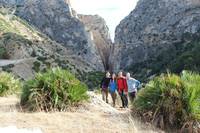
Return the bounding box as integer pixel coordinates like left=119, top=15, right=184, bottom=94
left=0, top=92, right=163, bottom=133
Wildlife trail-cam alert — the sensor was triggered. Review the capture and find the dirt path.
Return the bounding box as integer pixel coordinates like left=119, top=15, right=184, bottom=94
left=0, top=58, right=34, bottom=67
left=0, top=92, right=162, bottom=133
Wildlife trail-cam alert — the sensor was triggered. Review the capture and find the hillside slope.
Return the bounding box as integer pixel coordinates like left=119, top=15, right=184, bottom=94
left=0, top=10, right=95, bottom=80
left=115, top=0, right=200, bottom=80
left=14, top=0, right=104, bottom=71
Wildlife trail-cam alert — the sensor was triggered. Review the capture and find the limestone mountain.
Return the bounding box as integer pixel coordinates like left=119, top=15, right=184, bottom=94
left=0, top=0, right=104, bottom=71
left=78, top=14, right=113, bottom=71
left=115, top=0, right=200, bottom=80
left=0, top=9, right=98, bottom=80
left=0, top=0, right=119, bottom=77
left=0, top=0, right=23, bottom=7
left=17, top=0, right=105, bottom=70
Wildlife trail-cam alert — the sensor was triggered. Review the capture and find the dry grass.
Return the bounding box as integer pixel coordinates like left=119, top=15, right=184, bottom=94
left=0, top=92, right=163, bottom=133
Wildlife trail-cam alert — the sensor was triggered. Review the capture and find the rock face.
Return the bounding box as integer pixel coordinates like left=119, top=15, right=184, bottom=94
left=0, top=0, right=104, bottom=71
left=78, top=14, right=113, bottom=70
left=115, top=0, right=200, bottom=76
left=0, top=11, right=97, bottom=80
left=0, top=0, right=23, bottom=6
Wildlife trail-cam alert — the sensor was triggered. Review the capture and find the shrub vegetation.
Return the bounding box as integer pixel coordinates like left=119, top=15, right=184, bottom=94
left=181, top=71, right=200, bottom=121
left=127, top=34, right=200, bottom=82
left=21, top=67, right=89, bottom=112
left=0, top=72, right=21, bottom=96
left=0, top=46, right=9, bottom=59
left=82, top=71, right=104, bottom=90
left=133, top=71, right=200, bottom=131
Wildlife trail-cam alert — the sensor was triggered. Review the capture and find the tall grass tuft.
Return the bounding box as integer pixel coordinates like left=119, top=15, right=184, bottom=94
left=181, top=71, right=200, bottom=121
left=0, top=72, right=21, bottom=96
left=133, top=71, right=200, bottom=131
left=21, top=67, right=89, bottom=112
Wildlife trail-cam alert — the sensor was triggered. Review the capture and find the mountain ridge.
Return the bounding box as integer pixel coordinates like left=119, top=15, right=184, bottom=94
left=114, top=0, right=200, bottom=80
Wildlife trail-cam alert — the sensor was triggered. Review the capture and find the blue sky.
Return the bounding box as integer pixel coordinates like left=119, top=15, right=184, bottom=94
left=70, top=0, right=139, bottom=40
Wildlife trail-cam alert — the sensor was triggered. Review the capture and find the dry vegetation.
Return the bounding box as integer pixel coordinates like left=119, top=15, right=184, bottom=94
left=0, top=92, right=161, bottom=133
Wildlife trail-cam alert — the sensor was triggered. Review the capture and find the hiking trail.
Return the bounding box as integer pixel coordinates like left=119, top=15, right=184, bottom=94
left=0, top=92, right=162, bottom=133
left=0, top=58, right=34, bottom=67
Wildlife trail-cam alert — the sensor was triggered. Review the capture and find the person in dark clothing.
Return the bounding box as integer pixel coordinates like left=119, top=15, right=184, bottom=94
left=117, top=71, right=128, bottom=108
left=100, top=72, right=110, bottom=103
left=109, top=73, right=117, bottom=107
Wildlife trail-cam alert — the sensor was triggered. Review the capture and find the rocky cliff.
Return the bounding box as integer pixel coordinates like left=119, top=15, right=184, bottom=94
left=0, top=11, right=95, bottom=80
left=0, top=0, right=23, bottom=6
left=115, top=0, right=200, bottom=80
left=0, top=0, right=104, bottom=71
left=78, top=14, right=113, bottom=71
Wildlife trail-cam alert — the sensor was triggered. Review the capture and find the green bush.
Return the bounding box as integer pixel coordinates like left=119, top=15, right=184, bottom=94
left=0, top=72, right=21, bottom=96
left=82, top=71, right=104, bottom=90
left=0, top=46, right=9, bottom=59
left=181, top=71, right=200, bottom=121
left=21, top=67, right=89, bottom=112
left=133, top=71, right=200, bottom=130
left=2, top=64, right=14, bottom=73
left=32, top=61, right=41, bottom=72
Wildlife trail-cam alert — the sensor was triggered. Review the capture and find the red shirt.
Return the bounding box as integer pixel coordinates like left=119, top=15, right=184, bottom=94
left=117, top=77, right=128, bottom=93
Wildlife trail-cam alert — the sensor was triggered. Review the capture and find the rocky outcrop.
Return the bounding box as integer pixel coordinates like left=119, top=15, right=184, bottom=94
left=78, top=14, right=113, bottom=70
left=0, top=0, right=23, bottom=7
left=115, top=0, right=200, bottom=77
left=0, top=10, right=101, bottom=80
left=0, top=0, right=104, bottom=71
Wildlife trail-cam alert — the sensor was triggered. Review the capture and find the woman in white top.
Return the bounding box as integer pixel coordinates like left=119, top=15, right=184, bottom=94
left=126, top=73, right=140, bottom=103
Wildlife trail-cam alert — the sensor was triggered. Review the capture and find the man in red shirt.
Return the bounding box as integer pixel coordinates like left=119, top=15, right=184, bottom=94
left=117, top=71, right=128, bottom=108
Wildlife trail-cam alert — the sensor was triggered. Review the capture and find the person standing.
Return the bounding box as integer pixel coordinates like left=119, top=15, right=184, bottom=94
left=100, top=72, right=111, bottom=103
left=117, top=71, right=128, bottom=108
left=126, top=73, right=140, bottom=103
left=109, top=73, right=117, bottom=107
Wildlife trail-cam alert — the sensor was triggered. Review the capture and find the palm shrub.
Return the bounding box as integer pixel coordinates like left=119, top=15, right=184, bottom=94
left=133, top=72, right=200, bottom=130
left=21, top=67, right=89, bottom=112
left=134, top=73, right=185, bottom=129
left=181, top=71, right=200, bottom=121
left=0, top=72, right=21, bottom=96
